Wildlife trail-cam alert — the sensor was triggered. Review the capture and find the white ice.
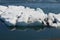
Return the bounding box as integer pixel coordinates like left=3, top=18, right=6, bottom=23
left=0, top=5, right=60, bottom=28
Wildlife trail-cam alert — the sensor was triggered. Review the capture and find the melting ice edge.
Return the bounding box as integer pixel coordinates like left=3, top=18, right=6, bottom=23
left=0, top=5, right=60, bottom=31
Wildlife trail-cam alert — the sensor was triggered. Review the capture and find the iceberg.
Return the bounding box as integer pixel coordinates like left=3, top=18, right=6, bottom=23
left=0, top=5, right=60, bottom=30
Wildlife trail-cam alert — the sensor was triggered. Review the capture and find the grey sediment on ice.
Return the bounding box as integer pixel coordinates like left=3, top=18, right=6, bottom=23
left=0, top=5, right=60, bottom=31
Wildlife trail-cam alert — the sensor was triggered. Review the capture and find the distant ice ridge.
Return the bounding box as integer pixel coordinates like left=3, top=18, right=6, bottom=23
left=0, top=5, right=60, bottom=28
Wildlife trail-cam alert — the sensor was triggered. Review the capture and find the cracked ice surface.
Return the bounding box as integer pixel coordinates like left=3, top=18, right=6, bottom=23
left=0, top=5, right=60, bottom=29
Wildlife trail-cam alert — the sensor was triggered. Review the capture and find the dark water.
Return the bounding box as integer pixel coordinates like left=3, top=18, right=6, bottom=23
left=0, top=2, right=60, bottom=40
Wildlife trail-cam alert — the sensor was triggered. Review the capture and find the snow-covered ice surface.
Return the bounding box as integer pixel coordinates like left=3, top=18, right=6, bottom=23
left=0, top=5, right=60, bottom=31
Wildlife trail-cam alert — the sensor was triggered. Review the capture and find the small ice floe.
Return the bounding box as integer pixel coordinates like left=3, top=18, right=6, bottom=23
left=47, top=13, right=60, bottom=28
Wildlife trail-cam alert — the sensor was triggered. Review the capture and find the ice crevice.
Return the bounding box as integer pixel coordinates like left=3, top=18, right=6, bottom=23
left=0, top=5, right=60, bottom=30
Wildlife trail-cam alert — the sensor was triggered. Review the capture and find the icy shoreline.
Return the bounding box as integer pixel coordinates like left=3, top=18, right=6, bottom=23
left=0, top=5, right=60, bottom=30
